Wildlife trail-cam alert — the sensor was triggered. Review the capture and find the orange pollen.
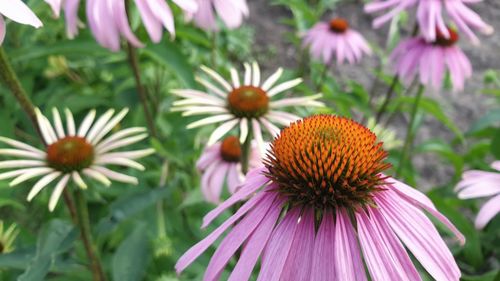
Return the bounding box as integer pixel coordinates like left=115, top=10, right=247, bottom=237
left=220, top=136, right=242, bottom=162
left=434, top=27, right=459, bottom=47
left=46, top=136, right=94, bottom=173
left=227, top=86, right=269, bottom=118
left=264, top=115, right=391, bottom=209
left=329, top=18, right=349, bottom=33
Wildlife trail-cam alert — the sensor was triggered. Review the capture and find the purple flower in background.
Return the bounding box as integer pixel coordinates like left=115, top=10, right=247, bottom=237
left=197, top=136, right=262, bottom=204
left=0, top=0, right=43, bottom=45
left=176, top=115, right=464, bottom=281
left=365, top=0, right=493, bottom=45
left=390, top=27, right=472, bottom=92
left=45, top=0, right=80, bottom=38
left=303, top=18, right=372, bottom=65
left=45, top=0, right=198, bottom=51
left=455, top=161, right=500, bottom=229
left=186, top=0, right=249, bottom=31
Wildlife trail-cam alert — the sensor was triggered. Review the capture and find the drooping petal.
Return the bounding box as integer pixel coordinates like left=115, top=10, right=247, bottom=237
left=0, top=0, right=43, bottom=28
left=310, top=211, right=335, bottom=281
left=257, top=207, right=301, bottom=281
left=475, top=194, right=500, bottom=229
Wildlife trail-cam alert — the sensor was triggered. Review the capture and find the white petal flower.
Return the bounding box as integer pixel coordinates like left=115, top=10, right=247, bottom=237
left=0, top=108, right=155, bottom=211
left=172, top=62, right=324, bottom=154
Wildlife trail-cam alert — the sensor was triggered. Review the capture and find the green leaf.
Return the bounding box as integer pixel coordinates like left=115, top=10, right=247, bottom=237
left=468, top=108, right=500, bottom=135
left=490, top=128, right=500, bottom=159
left=415, top=140, right=464, bottom=177
left=397, top=96, right=464, bottom=141
left=18, top=220, right=78, bottom=281
left=141, top=42, right=196, bottom=88
left=112, top=223, right=150, bottom=281
left=96, top=187, right=171, bottom=236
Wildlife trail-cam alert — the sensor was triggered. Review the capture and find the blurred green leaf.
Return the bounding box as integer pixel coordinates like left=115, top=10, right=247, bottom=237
left=468, top=109, right=500, bottom=135
left=141, top=42, right=196, bottom=88
left=112, top=223, right=150, bottom=281
left=416, top=140, right=464, bottom=177
left=490, top=128, right=500, bottom=159
left=18, top=220, right=78, bottom=281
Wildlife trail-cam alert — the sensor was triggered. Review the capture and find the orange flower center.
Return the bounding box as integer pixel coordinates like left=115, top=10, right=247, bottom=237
left=329, top=18, right=349, bottom=33
left=220, top=136, right=242, bottom=162
left=265, top=115, right=391, bottom=209
left=46, top=136, right=94, bottom=173
left=227, top=86, right=269, bottom=118
left=434, top=27, right=459, bottom=47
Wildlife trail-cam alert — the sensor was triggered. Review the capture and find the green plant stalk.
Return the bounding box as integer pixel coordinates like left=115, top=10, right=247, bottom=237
left=74, top=189, right=108, bottom=281
left=315, top=62, right=331, bottom=93
left=0, top=47, right=43, bottom=141
left=241, top=125, right=253, bottom=174
left=396, top=84, right=425, bottom=176
left=125, top=43, right=158, bottom=138
left=375, top=75, right=399, bottom=122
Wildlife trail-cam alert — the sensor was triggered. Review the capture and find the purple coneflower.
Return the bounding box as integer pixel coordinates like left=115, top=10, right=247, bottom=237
left=455, top=161, right=500, bottom=229
left=186, top=0, right=249, bottom=31
left=0, top=0, right=42, bottom=45
left=0, top=108, right=154, bottom=211
left=171, top=62, right=324, bottom=154
left=45, top=0, right=198, bottom=51
left=303, top=18, right=372, bottom=65
left=197, top=136, right=262, bottom=204
left=365, top=0, right=493, bottom=45
left=390, top=27, right=472, bottom=92
left=176, top=115, right=464, bottom=281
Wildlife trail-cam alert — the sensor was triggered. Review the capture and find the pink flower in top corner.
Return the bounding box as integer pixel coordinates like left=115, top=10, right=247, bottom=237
left=44, top=0, right=81, bottom=39
left=303, top=18, right=372, bottom=65
left=45, top=0, right=198, bottom=51
left=365, top=0, right=493, bottom=45
left=390, top=27, right=472, bottom=92
left=197, top=136, right=262, bottom=204
left=187, top=0, right=249, bottom=31
left=455, top=161, right=500, bottom=229
left=0, top=0, right=43, bottom=45
left=176, top=115, right=464, bottom=281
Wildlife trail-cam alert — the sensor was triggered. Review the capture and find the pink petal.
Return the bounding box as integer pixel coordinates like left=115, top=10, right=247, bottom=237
left=280, top=208, right=316, bottom=281
left=203, top=192, right=279, bottom=281
left=310, top=211, right=335, bottom=281
left=357, top=207, right=421, bottom=281
left=475, top=194, right=500, bottom=229
left=257, top=207, right=301, bottom=281
left=334, top=208, right=367, bottom=281
left=175, top=191, right=268, bottom=274
left=0, top=16, right=5, bottom=45
left=390, top=179, right=465, bottom=244
left=375, top=190, right=461, bottom=281
left=228, top=196, right=283, bottom=281
left=202, top=167, right=270, bottom=228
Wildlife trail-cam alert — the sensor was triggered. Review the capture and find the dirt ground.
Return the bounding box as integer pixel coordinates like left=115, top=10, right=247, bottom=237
left=246, top=0, right=500, bottom=187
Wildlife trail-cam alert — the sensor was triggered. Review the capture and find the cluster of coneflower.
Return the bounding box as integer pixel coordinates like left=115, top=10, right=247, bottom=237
left=0, top=0, right=498, bottom=281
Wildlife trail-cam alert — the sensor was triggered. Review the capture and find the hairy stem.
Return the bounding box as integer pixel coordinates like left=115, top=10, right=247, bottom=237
left=0, top=47, right=43, bottom=141
left=73, top=189, right=108, bottom=281
left=125, top=43, right=158, bottom=138
left=396, top=84, right=425, bottom=176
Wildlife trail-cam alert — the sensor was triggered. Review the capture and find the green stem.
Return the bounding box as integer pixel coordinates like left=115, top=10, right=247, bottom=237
left=396, top=84, right=425, bottom=176
left=315, top=63, right=330, bottom=93
left=0, top=47, right=43, bottom=142
left=375, top=75, right=399, bottom=122
left=211, top=32, right=217, bottom=67
left=74, top=190, right=107, bottom=281
left=241, top=125, right=253, bottom=175
left=125, top=43, right=158, bottom=138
